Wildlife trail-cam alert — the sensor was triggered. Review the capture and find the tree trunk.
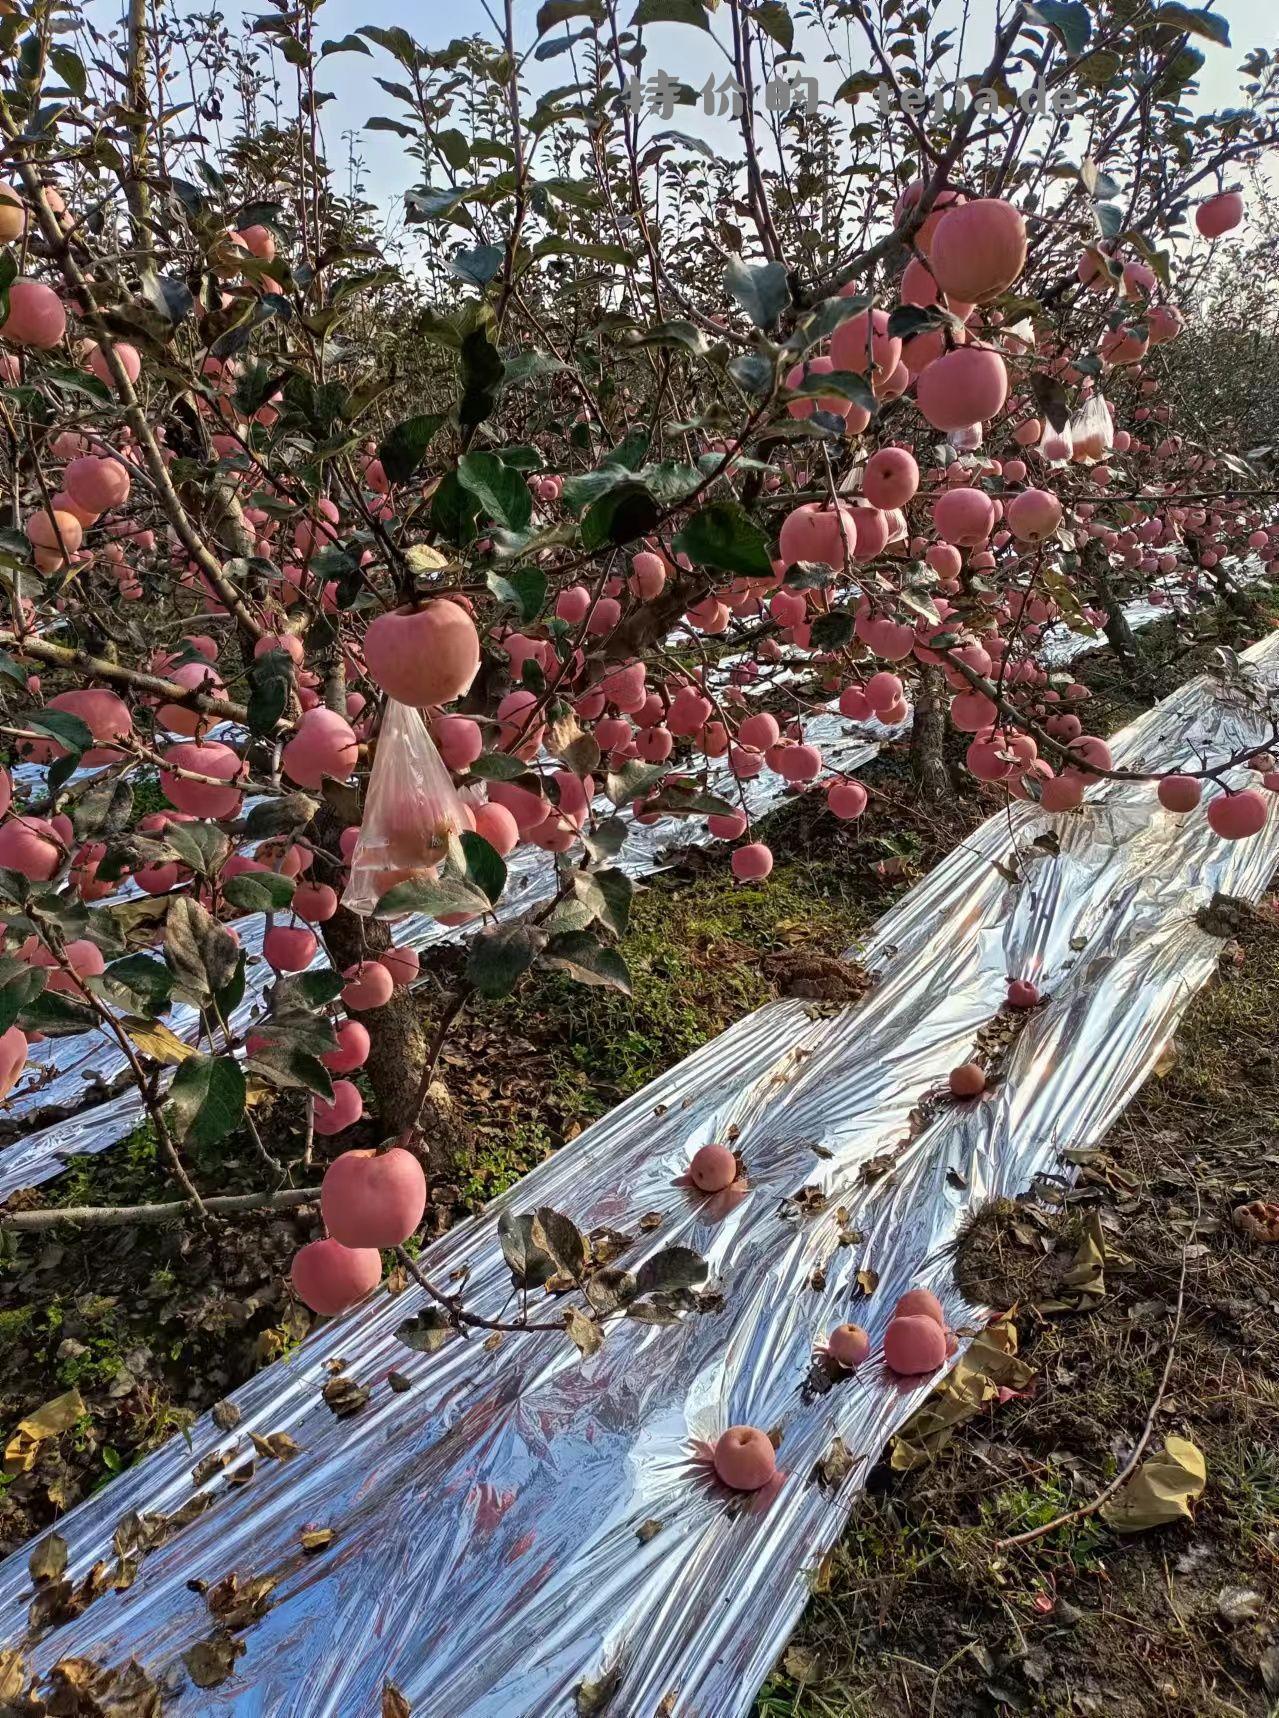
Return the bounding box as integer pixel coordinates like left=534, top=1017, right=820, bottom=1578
left=1081, top=537, right=1153, bottom=695
left=124, top=0, right=153, bottom=262
left=911, top=664, right=952, bottom=801
left=310, top=805, right=474, bottom=1182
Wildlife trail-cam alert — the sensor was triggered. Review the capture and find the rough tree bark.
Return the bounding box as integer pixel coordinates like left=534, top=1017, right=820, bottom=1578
left=1081, top=537, right=1154, bottom=696
left=911, top=664, right=952, bottom=800
left=310, top=803, right=474, bottom=1183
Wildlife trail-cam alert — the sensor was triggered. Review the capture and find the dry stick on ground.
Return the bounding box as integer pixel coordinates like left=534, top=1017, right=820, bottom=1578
left=0, top=1187, right=320, bottom=1231
left=996, top=1215, right=1192, bottom=1552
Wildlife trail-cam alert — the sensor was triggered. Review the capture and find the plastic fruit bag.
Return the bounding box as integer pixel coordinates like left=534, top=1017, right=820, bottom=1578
left=1039, top=418, right=1074, bottom=463
left=342, top=700, right=471, bottom=916
left=1068, top=392, right=1113, bottom=463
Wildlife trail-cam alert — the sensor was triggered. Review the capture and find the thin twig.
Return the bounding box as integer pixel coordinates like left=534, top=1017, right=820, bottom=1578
left=0, top=1187, right=320, bottom=1231
left=996, top=1217, right=1191, bottom=1551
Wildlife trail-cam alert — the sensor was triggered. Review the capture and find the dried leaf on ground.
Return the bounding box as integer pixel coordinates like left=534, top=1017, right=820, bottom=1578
left=564, top=1306, right=605, bottom=1357
left=184, top=1632, right=245, bottom=1688
left=1038, top=1210, right=1107, bottom=1312
left=1100, top=1435, right=1206, bottom=1533
left=0, top=1648, right=26, bottom=1701
left=28, top=1533, right=68, bottom=1585
left=3, top=1387, right=86, bottom=1475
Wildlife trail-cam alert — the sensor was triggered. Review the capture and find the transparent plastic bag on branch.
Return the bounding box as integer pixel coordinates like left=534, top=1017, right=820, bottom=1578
left=948, top=424, right=984, bottom=452
left=1039, top=417, right=1075, bottom=463
left=342, top=702, right=470, bottom=916
left=1068, top=393, right=1114, bottom=463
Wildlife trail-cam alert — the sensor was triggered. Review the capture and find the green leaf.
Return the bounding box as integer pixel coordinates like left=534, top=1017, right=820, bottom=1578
left=459, top=326, right=505, bottom=429
left=430, top=469, right=481, bottom=547
left=531, top=237, right=633, bottom=265
left=632, top=0, right=709, bottom=27
left=785, top=293, right=869, bottom=353
left=162, top=822, right=229, bottom=878
left=745, top=0, right=793, bottom=50
left=0, top=650, right=28, bottom=687
left=631, top=318, right=708, bottom=356
left=373, top=874, right=492, bottom=921
left=378, top=414, right=445, bottom=485
left=643, top=459, right=703, bottom=504
left=541, top=931, right=632, bottom=993
left=469, top=751, right=539, bottom=783
left=0, top=958, right=46, bottom=1036
left=466, top=923, right=543, bottom=996
left=247, top=1041, right=334, bottom=1100
left=274, top=969, right=346, bottom=1009
left=165, top=896, right=240, bottom=1004
left=581, top=481, right=660, bottom=550
left=70, top=776, right=133, bottom=843
left=635, top=1244, right=708, bottom=1296
left=501, top=351, right=569, bottom=392
left=457, top=452, right=533, bottom=531
left=222, top=871, right=297, bottom=913
left=459, top=831, right=507, bottom=905
left=17, top=990, right=95, bottom=1037
left=728, top=352, right=775, bottom=395
left=1094, top=202, right=1125, bottom=240
left=246, top=650, right=292, bottom=738
left=497, top=1210, right=555, bottom=1288
left=605, top=759, right=670, bottom=806
left=164, top=1054, right=246, bottom=1149
left=561, top=467, right=629, bottom=512
left=452, top=244, right=505, bottom=288
left=358, top=23, right=421, bottom=67
left=809, top=610, right=855, bottom=649
left=49, top=44, right=87, bottom=98
left=321, top=32, right=372, bottom=55
left=1150, top=3, right=1229, bottom=47
left=486, top=566, right=547, bottom=622
left=886, top=303, right=949, bottom=340
left=91, top=954, right=174, bottom=1016
left=244, top=794, right=319, bottom=842
left=572, top=868, right=633, bottom=936
left=605, top=429, right=652, bottom=471
left=785, top=368, right=877, bottom=414
left=1029, top=371, right=1071, bottom=433
left=537, top=0, right=604, bottom=29
left=644, top=783, right=735, bottom=817
left=22, top=710, right=92, bottom=756
left=1025, top=0, right=1092, bottom=56
left=724, top=258, right=789, bottom=329
left=675, top=501, right=772, bottom=576
left=140, top=271, right=194, bottom=326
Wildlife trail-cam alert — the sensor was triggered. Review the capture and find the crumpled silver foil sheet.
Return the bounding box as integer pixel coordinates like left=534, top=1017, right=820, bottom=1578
left=0, top=632, right=1275, bottom=1716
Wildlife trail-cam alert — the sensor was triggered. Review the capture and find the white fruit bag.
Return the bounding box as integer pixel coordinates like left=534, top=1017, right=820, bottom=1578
left=1068, top=392, right=1114, bottom=463
left=342, top=700, right=471, bottom=916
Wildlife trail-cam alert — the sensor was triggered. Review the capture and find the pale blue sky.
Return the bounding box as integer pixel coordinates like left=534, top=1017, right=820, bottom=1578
left=132, top=0, right=1279, bottom=245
